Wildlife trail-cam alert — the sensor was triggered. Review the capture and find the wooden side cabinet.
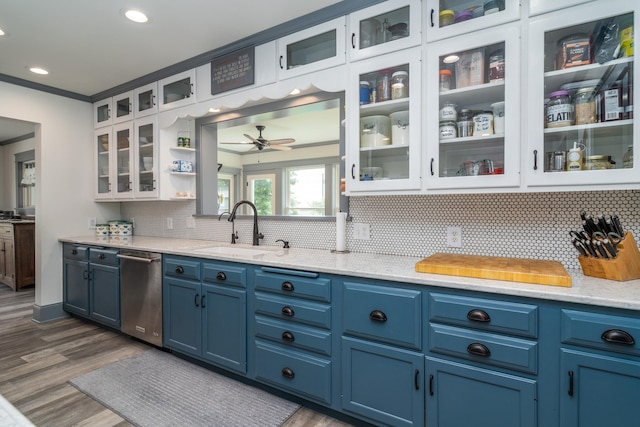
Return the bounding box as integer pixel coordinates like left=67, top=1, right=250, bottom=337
left=0, top=222, right=35, bottom=291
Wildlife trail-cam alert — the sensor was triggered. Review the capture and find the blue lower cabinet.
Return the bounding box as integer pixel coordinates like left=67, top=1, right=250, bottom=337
left=163, top=277, right=202, bottom=356
left=342, top=337, right=424, bottom=427
left=255, top=340, right=332, bottom=405
left=560, top=349, right=640, bottom=427
left=426, top=356, right=537, bottom=427
left=63, top=257, right=90, bottom=316
left=90, top=263, right=120, bottom=328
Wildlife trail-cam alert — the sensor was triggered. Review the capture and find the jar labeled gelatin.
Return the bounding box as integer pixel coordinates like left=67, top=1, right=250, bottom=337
left=546, top=90, right=574, bottom=128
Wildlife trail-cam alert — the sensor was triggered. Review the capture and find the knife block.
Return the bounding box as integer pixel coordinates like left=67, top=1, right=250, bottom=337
left=578, top=232, right=640, bottom=281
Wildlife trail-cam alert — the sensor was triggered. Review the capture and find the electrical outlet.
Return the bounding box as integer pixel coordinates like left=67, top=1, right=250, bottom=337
left=446, top=226, right=462, bottom=248
left=353, top=223, right=370, bottom=240
left=186, top=216, right=195, bottom=229
left=166, top=217, right=173, bottom=230
left=88, top=217, right=96, bottom=229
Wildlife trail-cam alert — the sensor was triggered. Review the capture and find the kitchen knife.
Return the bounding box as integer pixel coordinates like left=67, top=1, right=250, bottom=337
left=595, top=241, right=609, bottom=259
left=582, top=239, right=598, bottom=257
left=611, top=215, right=625, bottom=236
left=597, top=214, right=609, bottom=234
left=571, top=238, right=589, bottom=257
left=601, top=238, right=617, bottom=258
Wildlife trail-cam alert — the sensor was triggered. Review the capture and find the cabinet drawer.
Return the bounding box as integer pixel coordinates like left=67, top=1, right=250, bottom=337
left=428, top=324, right=538, bottom=374
left=255, top=315, right=332, bottom=356
left=342, top=281, right=421, bottom=350
left=89, top=248, right=119, bottom=266
left=255, top=268, right=331, bottom=302
left=561, top=309, right=640, bottom=357
left=0, top=225, right=13, bottom=238
left=202, top=261, right=246, bottom=288
left=254, top=292, right=331, bottom=329
left=429, top=293, right=538, bottom=338
left=63, top=243, right=89, bottom=260
left=163, top=256, right=201, bottom=281
left=255, top=340, right=332, bottom=405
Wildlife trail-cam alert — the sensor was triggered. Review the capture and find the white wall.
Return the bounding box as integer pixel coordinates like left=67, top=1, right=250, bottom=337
left=0, top=82, right=120, bottom=310
left=1, top=137, right=35, bottom=211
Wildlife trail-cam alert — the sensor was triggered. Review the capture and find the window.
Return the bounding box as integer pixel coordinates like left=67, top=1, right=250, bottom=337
left=246, top=173, right=276, bottom=216
left=15, top=150, right=35, bottom=216
left=286, top=165, right=333, bottom=216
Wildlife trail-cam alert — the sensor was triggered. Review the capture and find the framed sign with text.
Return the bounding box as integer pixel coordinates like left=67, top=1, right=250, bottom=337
left=211, top=47, right=255, bottom=95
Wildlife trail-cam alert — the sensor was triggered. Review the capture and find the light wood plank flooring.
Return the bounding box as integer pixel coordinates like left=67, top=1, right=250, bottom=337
left=0, top=285, right=354, bottom=427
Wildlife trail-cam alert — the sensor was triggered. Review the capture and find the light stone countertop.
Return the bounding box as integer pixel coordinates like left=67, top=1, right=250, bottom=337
left=59, top=235, right=640, bottom=312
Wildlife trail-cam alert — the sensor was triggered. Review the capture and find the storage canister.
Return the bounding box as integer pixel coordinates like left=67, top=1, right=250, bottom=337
left=439, top=121, right=457, bottom=139
left=456, top=49, right=485, bottom=88
left=439, top=103, right=458, bottom=122
left=473, top=112, right=494, bottom=136
left=359, top=81, right=370, bottom=105
left=108, top=220, right=120, bottom=235
left=377, top=69, right=392, bottom=102
left=389, top=110, right=409, bottom=145
left=360, top=115, right=391, bottom=147
left=391, top=71, right=409, bottom=100
left=546, top=90, right=574, bottom=128
left=585, top=155, right=614, bottom=170
left=483, top=0, right=504, bottom=15
left=456, top=108, right=474, bottom=137
left=454, top=11, right=473, bottom=24
left=95, top=224, right=109, bottom=236
left=488, top=49, right=505, bottom=83
left=439, top=69, right=452, bottom=91
left=439, top=10, right=455, bottom=27
left=574, top=87, right=597, bottom=125
left=118, top=221, right=134, bottom=236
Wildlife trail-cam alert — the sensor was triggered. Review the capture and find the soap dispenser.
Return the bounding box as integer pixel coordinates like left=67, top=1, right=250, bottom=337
left=567, top=141, right=584, bottom=171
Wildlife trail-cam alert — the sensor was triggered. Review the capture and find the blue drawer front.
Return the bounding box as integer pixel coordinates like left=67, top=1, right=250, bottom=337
left=428, top=324, right=538, bottom=374
left=89, top=248, right=119, bottom=266
left=561, top=309, right=640, bottom=357
left=202, top=261, right=246, bottom=288
left=164, top=256, right=201, bottom=281
left=255, top=340, right=332, bottom=405
left=254, top=292, right=331, bottom=329
left=63, top=243, right=89, bottom=260
left=342, top=281, right=422, bottom=350
left=255, top=315, right=332, bottom=356
left=255, top=270, right=331, bottom=302
left=429, top=293, right=538, bottom=338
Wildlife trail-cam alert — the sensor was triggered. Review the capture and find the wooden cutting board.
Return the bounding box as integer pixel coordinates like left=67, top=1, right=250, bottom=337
left=416, top=253, right=572, bottom=287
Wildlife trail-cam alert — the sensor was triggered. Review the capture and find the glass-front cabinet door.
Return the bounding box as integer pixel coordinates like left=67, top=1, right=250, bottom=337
left=112, top=91, right=134, bottom=124
left=277, top=17, right=346, bottom=79
left=113, top=122, right=134, bottom=199
left=527, top=2, right=637, bottom=188
left=93, top=98, right=112, bottom=128
left=95, top=128, right=112, bottom=200
left=348, top=0, right=421, bottom=62
left=134, top=116, right=159, bottom=198
left=347, top=48, right=421, bottom=193
left=134, top=82, right=158, bottom=118
left=158, top=70, right=196, bottom=112
left=425, top=0, right=521, bottom=42
left=426, top=24, right=521, bottom=189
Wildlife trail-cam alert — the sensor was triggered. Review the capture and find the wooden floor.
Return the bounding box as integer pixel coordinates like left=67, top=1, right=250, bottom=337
left=0, top=285, right=354, bottom=427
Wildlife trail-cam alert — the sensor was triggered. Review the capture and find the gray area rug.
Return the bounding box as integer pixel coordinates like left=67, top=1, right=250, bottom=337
left=69, top=349, right=300, bottom=427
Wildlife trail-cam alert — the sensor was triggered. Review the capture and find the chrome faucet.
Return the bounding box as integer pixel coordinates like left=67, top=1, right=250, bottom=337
left=228, top=200, right=264, bottom=246
left=218, top=212, right=239, bottom=244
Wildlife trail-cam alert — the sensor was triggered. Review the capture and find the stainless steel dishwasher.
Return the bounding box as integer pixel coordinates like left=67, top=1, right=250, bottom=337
left=118, top=250, right=163, bottom=346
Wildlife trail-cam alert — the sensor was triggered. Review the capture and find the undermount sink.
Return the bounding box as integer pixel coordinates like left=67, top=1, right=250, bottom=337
left=194, top=245, right=272, bottom=257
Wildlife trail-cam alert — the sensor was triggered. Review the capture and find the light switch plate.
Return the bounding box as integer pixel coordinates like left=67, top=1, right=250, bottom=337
left=353, top=223, right=370, bottom=240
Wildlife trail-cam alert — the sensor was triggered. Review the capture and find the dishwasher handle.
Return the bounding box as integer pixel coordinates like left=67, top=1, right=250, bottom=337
left=117, top=254, right=161, bottom=263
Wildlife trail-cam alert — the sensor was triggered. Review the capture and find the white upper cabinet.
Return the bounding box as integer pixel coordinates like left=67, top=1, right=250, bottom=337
left=134, top=82, right=158, bottom=118
left=348, top=0, right=422, bottom=62
left=526, top=1, right=637, bottom=188
left=158, top=70, right=196, bottom=112
left=112, top=121, right=135, bottom=199
left=425, top=23, right=521, bottom=190
left=346, top=48, right=422, bottom=193
left=529, top=0, right=596, bottom=17
left=277, top=17, right=346, bottom=79
left=112, top=91, right=134, bottom=124
left=93, top=98, right=112, bottom=128
left=425, top=0, right=521, bottom=43
left=133, top=116, right=159, bottom=199
left=94, top=128, right=113, bottom=199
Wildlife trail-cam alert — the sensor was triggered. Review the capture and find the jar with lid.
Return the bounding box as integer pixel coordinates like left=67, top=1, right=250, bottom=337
left=623, top=145, right=633, bottom=168
left=483, top=0, right=504, bottom=15
left=439, top=69, right=452, bottom=91
left=439, top=121, right=457, bottom=139
left=377, top=69, right=392, bottom=102
left=439, top=103, right=457, bottom=122
left=456, top=109, right=474, bottom=137
left=454, top=11, right=473, bottom=23
left=439, top=9, right=454, bottom=27
left=472, top=111, right=494, bottom=136
left=574, top=87, right=597, bottom=125
left=546, top=90, right=574, bottom=128
left=359, top=81, right=370, bottom=105
left=585, top=155, right=614, bottom=170
left=488, top=49, right=505, bottom=83
left=391, top=71, right=409, bottom=100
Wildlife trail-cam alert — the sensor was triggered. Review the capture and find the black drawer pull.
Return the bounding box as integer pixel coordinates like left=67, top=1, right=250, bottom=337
left=467, top=309, right=491, bottom=323
left=414, top=369, right=420, bottom=390
left=568, top=370, right=574, bottom=397
left=601, top=329, right=635, bottom=345
left=369, top=310, right=387, bottom=322
left=98, top=253, right=105, bottom=260
left=175, top=266, right=184, bottom=274
left=201, top=294, right=206, bottom=308
left=281, top=281, right=294, bottom=292
left=429, top=374, right=434, bottom=396
left=282, top=331, right=295, bottom=342
left=467, top=342, right=491, bottom=357
left=216, top=272, right=226, bottom=281
left=71, top=249, right=78, bottom=255
left=282, top=367, right=295, bottom=379
left=351, top=32, right=356, bottom=49
left=281, top=306, right=295, bottom=317
left=194, top=293, right=199, bottom=307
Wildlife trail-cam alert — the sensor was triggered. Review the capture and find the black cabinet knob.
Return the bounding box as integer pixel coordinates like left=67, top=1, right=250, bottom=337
left=601, top=329, right=635, bottom=345
left=467, top=342, right=491, bottom=357
left=369, top=310, right=387, bottom=322
left=281, top=306, right=295, bottom=317
left=467, top=309, right=491, bottom=323
left=175, top=266, right=184, bottom=274
left=217, top=272, right=226, bottom=281
left=281, top=367, right=295, bottom=379
left=281, top=281, right=294, bottom=292
left=282, top=331, right=295, bottom=342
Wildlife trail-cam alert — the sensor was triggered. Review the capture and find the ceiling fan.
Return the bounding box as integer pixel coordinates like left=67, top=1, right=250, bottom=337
left=221, top=125, right=295, bottom=151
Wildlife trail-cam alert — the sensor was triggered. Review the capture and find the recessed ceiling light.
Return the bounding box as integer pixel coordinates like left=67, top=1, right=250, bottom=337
left=209, top=108, right=221, bottom=113
left=289, top=88, right=301, bottom=95
left=124, top=9, right=149, bottom=23
left=0, top=28, right=5, bottom=36
left=443, top=54, right=460, bottom=64
left=29, top=67, right=49, bottom=75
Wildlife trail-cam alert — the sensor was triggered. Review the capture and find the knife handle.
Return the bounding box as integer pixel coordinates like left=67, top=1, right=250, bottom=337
left=611, top=215, right=624, bottom=236
left=595, top=241, right=609, bottom=259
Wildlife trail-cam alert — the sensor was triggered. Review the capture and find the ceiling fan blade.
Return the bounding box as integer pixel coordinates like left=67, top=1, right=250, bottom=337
left=268, top=144, right=292, bottom=151
left=243, top=133, right=261, bottom=144
left=221, top=141, right=253, bottom=145
left=267, top=138, right=295, bottom=145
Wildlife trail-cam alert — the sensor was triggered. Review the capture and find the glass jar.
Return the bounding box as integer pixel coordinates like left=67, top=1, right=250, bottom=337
left=488, top=49, right=505, bottom=83
left=377, top=70, right=392, bottom=102
left=473, top=112, right=494, bottom=136
left=574, top=87, right=597, bottom=125
left=585, top=155, right=614, bottom=170
left=439, top=69, right=452, bottom=91
left=359, top=81, right=370, bottom=105
left=391, top=71, right=409, bottom=100
left=623, top=145, right=633, bottom=168
left=439, top=103, right=457, bottom=122
left=439, top=10, right=455, bottom=27
left=546, top=90, right=574, bottom=128
left=439, top=121, right=457, bottom=139
left=483, top=0, right=505, bottom=15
